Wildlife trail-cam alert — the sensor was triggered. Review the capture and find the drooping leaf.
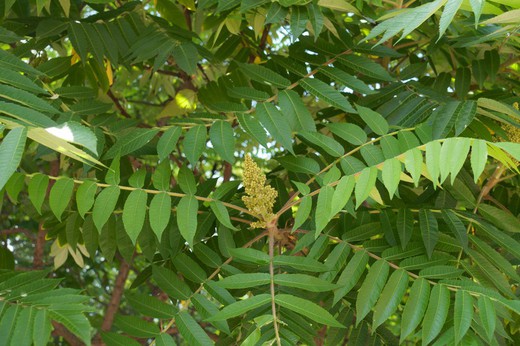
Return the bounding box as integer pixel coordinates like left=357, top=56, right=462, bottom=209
left=92, top=186, right=120, bottom=231
left=300, top=78, right=356, bottom=113
left=275, top=294, right=344, bottom=328
left=422, top=284, right=450, bottom=345
left=454, top=290, right=473, bottom=344
left=152, top=265, right=191, bottom=300
left=104, top=128, right=159, bottom=160
left=298, top=131, right=344, bottom=157
left=76, top=180, right=97, bottom=218
left=28, top=174, right=48, bottom=215
left=122, top=189, right=147, bottom=244
left=236, top=113, right=268, bottom=148
left=183, top=125, right=206, bottom=166
left=171, top=43, right=198, bottom=75
left=208, top=294, right=271, bottom=321
left=419, top=209, right=438, bottom=258
left=354, top=166, right=378, bottom=209
left=177, top=195, right=198, bottom=247
left=278, top=90, right=316, bottom=132
left=274, top=274, right=338, bottom=292
left=356, top=260, right=389, bottom=323
left=157, top=126, right=182, bottom=161
left=49, top=178, right=74, bottom=221
left=400, top=278, right=430, bottom=343
left=256, top=102, right=294, bottom=154
left=372, top=269, right=409, bottom=329
left=355, top=104, right=389, bottom=136
left=326, top=122, right=367, bottom=146
left=209, top=120, right=235, bottom=163
left=478, top=296, right=496, bottom=342
left=210, top=201, right=237, bottom=231
left=334, top=251, right=369, bottom=305
left=0, top=127, right=27, bottom=191
left=216, top=273, right=271, bottom=289
left=315, top=185, right=334, bottom=236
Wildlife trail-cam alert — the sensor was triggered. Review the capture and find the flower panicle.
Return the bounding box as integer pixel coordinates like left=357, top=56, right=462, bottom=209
left=242, top=155, right=277, bottom=228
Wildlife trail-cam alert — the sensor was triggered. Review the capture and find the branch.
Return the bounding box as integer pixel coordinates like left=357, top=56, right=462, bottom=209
left=107, top=89, right=131, bottom=118
left=52, top=321, right=83, bottom=346
left=92, top=256, right=131, bottom=344
left=0, top=227, right=36, bottom=240
left=267, top=222, right=281, bottom=346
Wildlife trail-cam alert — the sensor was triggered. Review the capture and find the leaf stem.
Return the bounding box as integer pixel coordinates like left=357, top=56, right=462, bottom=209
left=268, top=223, right=282, bottom=346
left=24, top=173, right=255, bottom=217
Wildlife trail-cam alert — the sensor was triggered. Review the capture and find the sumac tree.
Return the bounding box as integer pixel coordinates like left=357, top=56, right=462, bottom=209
left=0, top=0, right=520, bottom=345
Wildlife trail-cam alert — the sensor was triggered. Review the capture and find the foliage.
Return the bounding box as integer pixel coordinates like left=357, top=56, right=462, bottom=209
left=1, top=0, right=520, bottom=345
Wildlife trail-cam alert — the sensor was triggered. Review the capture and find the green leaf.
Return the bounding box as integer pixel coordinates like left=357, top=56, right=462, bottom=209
left=236, top=113, right=268, bottom=148
left=126, top=291, right=177, bottom=319
left=230, top=248, right=270, bottom=265
left=209, top=120, right=235, bottom=163
left=334, top=251, right=369, bottom=305
left=104, top=129, right=159, bottom=160
left=355, top=104, right=389, bottom=136
left=272, top=255, right=329, bottom=272
left=307, top=3, right=324, bottom=37
left=0, top=127, right=27, bottom=191
left=171, top=43, right=198, bottom=75
left=176, top=311, right=214, bottom=346
left=33, top=309, right=52, bottom=346
left=172, top=253, right=207, bottom=283
left=129, top=169, right=146, bottom=189
left=319, top=66, right=374, bottom=95
left=354, top=166, right=378, bottom=209
left=227, top=86, right=270, bottom=100
left=157, top=126, right=182, bottom=161
left=298, top=131, right=344, bottom=157
left=422, top=284, right=450, bottom=345
left=478, top=296, right=496, bottom=342
left=178, top=166, right=197, bottom=195
left=92, top=186, right=120, bottom=231
left=152, top=265, right=191, bottom=300
left=326, top=123, right=367, bottom=146
left=0, top=66, right=46, bottom=94
left=105, top=157, right=120, bottom=186
left=330, top=175, right=355, bottom=216
left=239, top=63, right=290, bottom=88
left=476, top=221, right=520, bottom=258
left=102, top=332, right=141, bottom=346
left=372, top=269, right=409, bottom=329
left=400, top=278, right=430, bottom=343
left=278, top=90, right=316, bottom=132
left=439, top=0, right=462, bottom=38
left=315, top=185, right=334, bottom=236
left=441, top=209, right=468, bottom=250
left=454, top=101, right=477, bottom=136
left=299, top=78, right=356, bottom=113
left=122, top=189, right=147, bottom=244
left=469, top=235, right=520, bottom=282
left=48, top=310, right=91, bottom=345
left=274, top=274, right=338, bottom=292
left=290, top=5, right=309, bottom=38
left=191, top=294, right=230, bottom=334
left=425, top=140, right=441, bottom=186
left=217, top=273, right=271, bottom=289
left=208, top=294, right=271, bottom=321
left=183, top=125, right=207, bottom=165
left=28, top=174, right=48, bottom=215
left=277, top=156, right=320, bottom=175
left=356, top=260, right=389, bottom=324
left=114, top=315, right=159, bottom=338
left=338, top=55, right=394, bottom=81
left=49, top=178, right=74, bottom=221
left=256, top=102, right=294, bottom=154
left=0, top=101, right=56, bottom=128
left=470, top=139, right=488, bottom=182
left=404, top=148, right=423, bottom=187
left=0, top=85, right=59, bottom=114
left=76, top=180, right=97, bottom=218
left=177, top=195, right=198, bottom=247
left=382, top=158, right=401, bottom=198
left=275, top=294, right=344, bottom=328
left=46, top=121, right=98, bottom=155
left=152, top=160, right=171, bottom=191
left=155, top=334, right=177, bottom=346
left=441, top=137, right=471, bottom=184
left=419, top=209, right=438, bottom=258
left=210, top=201, right=237, bottom=231
left=454, top=290, right=473, bottom=344
left=478, top=204, right=520, bottom=234
left=292, top=195, right=312, bottom=232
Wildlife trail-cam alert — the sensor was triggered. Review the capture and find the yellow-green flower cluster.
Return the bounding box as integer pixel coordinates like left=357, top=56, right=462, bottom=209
left=502, top=103, right=520, bottom=144
left=242, top=155, right=278, bottom=228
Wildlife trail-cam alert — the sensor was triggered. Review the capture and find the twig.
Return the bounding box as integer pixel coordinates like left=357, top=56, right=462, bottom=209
left=107, top=89, right=131, bottom=118
left=52, top=321, right=83, bottom=346
left=0, top=227, right=36, bottom=240
left=92, top=256, right=131, bottom=344
left=267, top=222, right=282, bottom=346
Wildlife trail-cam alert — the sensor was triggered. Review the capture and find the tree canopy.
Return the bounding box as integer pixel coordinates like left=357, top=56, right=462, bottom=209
left=1, top=0, right=520, bottom=345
